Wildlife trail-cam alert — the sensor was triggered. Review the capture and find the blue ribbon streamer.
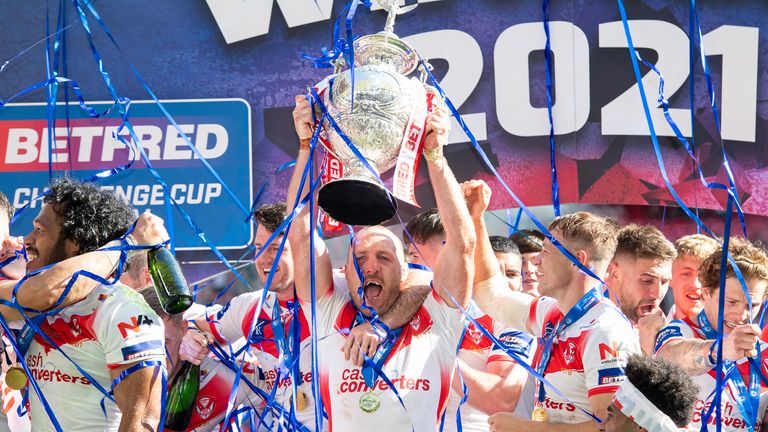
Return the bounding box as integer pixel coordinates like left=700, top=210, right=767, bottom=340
left=541, top=0, right=561, bottom=217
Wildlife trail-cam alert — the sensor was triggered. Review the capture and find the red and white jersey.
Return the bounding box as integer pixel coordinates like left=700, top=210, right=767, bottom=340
left=655, top=318, right=768, bottom=431
left=313, top=278, right=464, bottom=432
left=442, top=303, right=536, bottom=432
left=527, top=296, right=639, bottom=424
left=187, top=356, right=267, bottom=432
left=206, top=290, right=321, bottom=431
left=0, top=336, right=30, bottom=432
left=25, top=283, right=166, bottom=432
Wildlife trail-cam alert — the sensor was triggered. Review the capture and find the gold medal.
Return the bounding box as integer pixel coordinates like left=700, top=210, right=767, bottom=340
left=4, top=365, right=28, bottom=390
left=531, top=406, right=548, bottom=422
left=358, top=392, right=380, bottom=413
left=293, top=389, right=309, bottom=412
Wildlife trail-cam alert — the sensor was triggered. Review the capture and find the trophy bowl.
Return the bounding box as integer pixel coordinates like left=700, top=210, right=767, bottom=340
left=317, top=31, right=429, bottom=226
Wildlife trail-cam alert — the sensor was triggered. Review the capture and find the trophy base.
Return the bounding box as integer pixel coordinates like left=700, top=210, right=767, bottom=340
left=318, top=179, right=397, bottom=226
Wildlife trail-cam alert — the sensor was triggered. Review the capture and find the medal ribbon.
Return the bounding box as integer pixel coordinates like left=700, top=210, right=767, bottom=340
left=536, top=289, right=602, bottom=405
left=353, top=312, right=404, bottom=389
left=271, top=299, right=303, bottom=387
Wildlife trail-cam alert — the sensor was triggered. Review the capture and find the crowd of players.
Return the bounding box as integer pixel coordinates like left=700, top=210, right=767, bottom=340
left=0, top=96, right=765, bottom=431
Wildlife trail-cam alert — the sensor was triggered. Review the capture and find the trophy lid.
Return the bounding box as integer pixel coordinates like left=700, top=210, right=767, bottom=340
left=352, top=0, right=418, bottom=75
left=353, top=33, right=418, bottom=75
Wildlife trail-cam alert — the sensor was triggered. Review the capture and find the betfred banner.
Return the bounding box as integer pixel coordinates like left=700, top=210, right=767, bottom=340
left=0, top=99, right=253, bottom=250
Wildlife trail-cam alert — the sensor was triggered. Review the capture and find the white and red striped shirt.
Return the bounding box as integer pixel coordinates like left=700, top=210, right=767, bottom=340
left=442, top=304, right=536, bottom=432
left=528, top=295, right=639, bottom=424
left=655, top=317, right=768, bottom=431
left=313, top=277, right=464, bottom=432
left=207, top=290, right=320, bottom=431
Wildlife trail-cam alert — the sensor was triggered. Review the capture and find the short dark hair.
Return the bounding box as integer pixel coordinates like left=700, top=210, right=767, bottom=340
left=509, top=229, right=544, bottom=254
left=0, top=191, right=13, bottom=222
left=253, top=202, right=287, bottom=233
left=624, top=354, right=698, bottom=427
left=615, top=224, right=676, bottom=262
left=44, top=177, right=135, bottom=254
left=404, top=208, right=444, bottom=245
left=490, top=235, right=520, bottom=258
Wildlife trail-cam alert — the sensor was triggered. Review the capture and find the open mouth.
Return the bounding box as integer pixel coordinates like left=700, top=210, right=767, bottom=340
left=363, top=280, right=383, bottom=300
left=724, top=320, right=743, bottom=329
left=262, top=267, right=279, bottom=277
left=637, top=304, right=657, bottom=317
left=685, top=293, right=702, bottom=302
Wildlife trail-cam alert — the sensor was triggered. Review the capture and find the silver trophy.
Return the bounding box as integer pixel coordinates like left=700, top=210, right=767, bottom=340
left=316, top=0, right=439, bottom=226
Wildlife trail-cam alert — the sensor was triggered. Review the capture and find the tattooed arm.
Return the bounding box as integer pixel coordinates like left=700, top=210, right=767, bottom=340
left=655, top=323, right=760, bottom=375
left=654, top=339, right=716, bottom=375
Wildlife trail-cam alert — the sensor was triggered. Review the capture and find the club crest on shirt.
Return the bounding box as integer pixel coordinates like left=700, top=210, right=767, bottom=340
left=196, top=396, right=215, bottom=419
left=563, top=341, right=577, bottom=365
left=467, top=324, right=483, bottom=345
left=410, top=315, right=421, bottom=331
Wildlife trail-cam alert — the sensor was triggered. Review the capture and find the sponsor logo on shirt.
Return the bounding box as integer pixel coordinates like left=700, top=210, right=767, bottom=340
left=654, top=326, right=683, bottom=354
left=598, top=342, right=630, bottom=363
left=497, top=330, right=534, bottom=356
left=597, top=367, right=625, bottom=385
left=692, top=400, right=744, bottom=428
left=117, top=315, right=155, bottom=338
left=339, top=368, right=431, bottom=393
left=121, top=339, right=165, bottom=361
left=27, top=364, right=91, bottom=385
left=543, top=397, right=576, bottom=412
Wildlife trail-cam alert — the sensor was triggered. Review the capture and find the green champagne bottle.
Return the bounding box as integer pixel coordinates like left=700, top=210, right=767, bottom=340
left=164, top=361, right=201, bottom=431
left=147, top=247, right=193, bottom=314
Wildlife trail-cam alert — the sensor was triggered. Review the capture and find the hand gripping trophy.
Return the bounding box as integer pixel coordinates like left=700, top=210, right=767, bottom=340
left=313, top=0, right=443, bottom=226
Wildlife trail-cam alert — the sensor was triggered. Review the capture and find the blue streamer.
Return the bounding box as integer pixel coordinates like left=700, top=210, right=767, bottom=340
left=541, top=0, right=560, bottom=217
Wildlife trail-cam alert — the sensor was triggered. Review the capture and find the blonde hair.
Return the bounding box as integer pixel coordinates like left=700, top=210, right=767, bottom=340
left=548, top=212, right=619, bottom=265
left=675, top=234, right=718, bottom=261
left=699, top=237, right=768, bottom=294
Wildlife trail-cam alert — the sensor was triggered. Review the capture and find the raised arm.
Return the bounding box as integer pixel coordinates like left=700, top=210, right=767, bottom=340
left=287, top=95, right=333, bottom=302
left=0, top=212, right=167, bottom=320
left=427, top=106, right=476, bottom=309
left=462, top=180, right=501, bottom=286
left=654, top=323, right=759, bottom=375
left=462, top=181, right=533, bottom=331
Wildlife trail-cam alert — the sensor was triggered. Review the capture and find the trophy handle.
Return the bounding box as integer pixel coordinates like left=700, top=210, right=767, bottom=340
left=418, top=59, right=433, bottom=84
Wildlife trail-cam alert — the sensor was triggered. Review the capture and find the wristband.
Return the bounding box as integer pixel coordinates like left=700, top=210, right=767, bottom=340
left=423, top=146, right=443, bottom=162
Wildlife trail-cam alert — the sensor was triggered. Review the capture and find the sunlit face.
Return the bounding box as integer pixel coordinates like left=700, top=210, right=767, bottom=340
left=599, top=403, right=640, bottom=432
left=521, top=251, right=541, bottom=296
left=610, top=256, right=672, bottom=324
left=534, top=230, right=574, bottom=298
left=406, top=234, right=444, bottom=269
left=671, top=254, right=705, bottom=320
left=495, top=251, right=522, bottom=292
left=163, top=316, right=185, bottom=374
left=346, top=227, right=406, bottom=317
left=702, top=277, right=767, bottom=334
left=24, top=204, right=78, bottom=272
left=253, top=225, right=294, bottom=295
